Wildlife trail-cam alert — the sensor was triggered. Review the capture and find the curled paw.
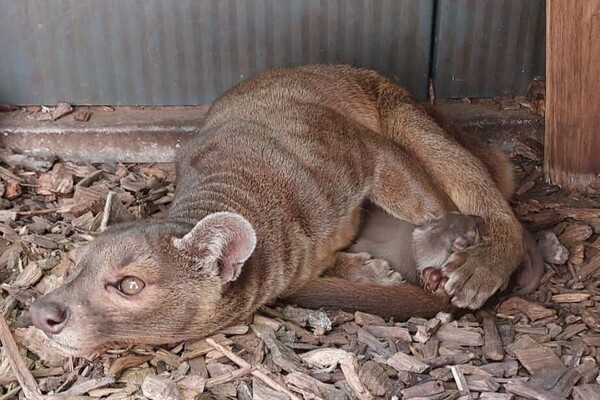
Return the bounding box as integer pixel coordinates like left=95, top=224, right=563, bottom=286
left=442, top=245, right=508, bottom=309
left=362, top=255, right=404, bottom=286
left=341, top=252, right=404, bottom=286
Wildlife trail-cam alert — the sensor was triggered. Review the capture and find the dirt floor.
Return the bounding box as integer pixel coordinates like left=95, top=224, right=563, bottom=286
left=1, top=100, right=599, bottom=399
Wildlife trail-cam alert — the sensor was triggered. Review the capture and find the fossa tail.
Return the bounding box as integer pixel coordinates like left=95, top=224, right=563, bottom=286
left=282, top=277, right=453, bottom=320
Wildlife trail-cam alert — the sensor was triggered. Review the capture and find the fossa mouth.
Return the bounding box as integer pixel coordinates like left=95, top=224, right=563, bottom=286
left=36, top=330, right=99, bottom=357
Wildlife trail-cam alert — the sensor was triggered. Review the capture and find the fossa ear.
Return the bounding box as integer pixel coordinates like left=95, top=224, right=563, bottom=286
left=173, top=212, right=257, bottom=283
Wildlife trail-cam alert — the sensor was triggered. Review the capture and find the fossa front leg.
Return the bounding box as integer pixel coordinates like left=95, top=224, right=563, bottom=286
left=368, top=147, right=457, bottom=228
left=374, top=85, right=523, bottom=309
left=366, top=148, right=456, bottom=294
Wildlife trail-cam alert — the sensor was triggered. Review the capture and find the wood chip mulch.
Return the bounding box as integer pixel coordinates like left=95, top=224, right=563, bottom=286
left=1, top=130, right=599, bottom=400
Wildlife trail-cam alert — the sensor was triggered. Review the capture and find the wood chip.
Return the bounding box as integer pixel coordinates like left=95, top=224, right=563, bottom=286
left=356, top=327, right=392, bottom=358
left=73, top=110, right=92, bottom=122
left=538, top=230, right=569, bottom=264
left=37, top=163, right=74, bottom=195
left=0, top=315, right=41, bottom=398
left=250, top=324, right=306, bottom=373
left=435, top=324, right=484, bottom=347
left=141, top=375, right=180, bottom=400
left=581, top=309, right=600, bottom=332
left=363, top=325, right=411, bottom=341
left=498, top=297, right=557, bottom=321
left=551, top=293, right=591, bottom=303
left=62, top=376, right=115, bottom=396
left=5, top=180, right=22, bottom=199
left=556, top=323, right=587, bottom=340
left=577, top=251, right=600, bottom=280
left=252, top=377, right=291, bottom=400
left=482, top=315, right=504, bottom=361
left=13, top=326, right=67, bottom=366
left=400, top=380, right=444, bottom=398
left=450, top=365, right=471, bottom=397
left=206, top=338, right=301, bottom=400
left=505, top=381, right=565, bottom=400
left=479, top=393, right=514, bottom=400
left=339, top=352, right=373, bottom=400
left=358, top=361, right=387, bottom=396
left=51, top=102, right=73, bottom=121
left=559, top=223, right=593, bottom=247
left=301, top=349, right=349, bottom=373
left=507, top=335, right=564, bottom=374
left=107, top=354, right=152, bottom=377
left=100, top=191, right=137, bottom=231
left=424, top=352, right=475, bottom=369
left=387, top=351, right=429, bottom=374
left=354, top=311, right=386, bottom=326
left=205, top=363, right=238, bottom=398
left=284, top=372, right=345, bottom=400
left=12, top=262, right=43, bottom=288
left=572, top=384, right=600, bottom=400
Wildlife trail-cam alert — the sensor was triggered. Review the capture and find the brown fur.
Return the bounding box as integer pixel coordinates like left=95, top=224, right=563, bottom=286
left=422, top=105, right=516, bottom=201
left=30, top=65, right=523, bottom=356
left=283, top=278, right=453, bottom=320
left=510, top=229, right=545, bottom=295
left=288, top=102, right=521, bottom=312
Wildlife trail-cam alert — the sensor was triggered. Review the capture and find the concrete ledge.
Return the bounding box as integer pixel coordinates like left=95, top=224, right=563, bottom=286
left=0, top=106, right=208, bottom=163
left=436, top=101, right=543, bottom=129
left=435, top=101, right=544, bottom=153
left=0, top=102, right=543, bottom=163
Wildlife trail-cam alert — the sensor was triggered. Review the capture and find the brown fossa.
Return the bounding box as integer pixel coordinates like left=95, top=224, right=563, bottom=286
left=30, top=65, right=524, bottom=356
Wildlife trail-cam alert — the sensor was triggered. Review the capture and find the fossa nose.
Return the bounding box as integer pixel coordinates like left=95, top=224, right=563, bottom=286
left=30, top=299, right=69, bottom=335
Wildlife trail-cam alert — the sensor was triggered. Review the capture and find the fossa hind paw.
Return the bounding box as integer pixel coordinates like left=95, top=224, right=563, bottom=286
left=331, top=252, right=404, bottom=286
left=363, top=258, right=404, bottom=285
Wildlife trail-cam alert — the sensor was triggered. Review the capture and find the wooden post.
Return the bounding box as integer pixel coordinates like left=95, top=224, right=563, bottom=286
left=545, top=0, right=600, bottom=191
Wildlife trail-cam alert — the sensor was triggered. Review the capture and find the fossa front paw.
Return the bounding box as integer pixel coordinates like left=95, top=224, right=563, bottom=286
left=442, top=245, right=508, bottom=309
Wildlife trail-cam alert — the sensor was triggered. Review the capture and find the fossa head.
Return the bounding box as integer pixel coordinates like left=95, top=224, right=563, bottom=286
left=29, top=212, right=256, bottom=356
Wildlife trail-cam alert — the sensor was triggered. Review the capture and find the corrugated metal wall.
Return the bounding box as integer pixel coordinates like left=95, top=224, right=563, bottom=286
left=433, top=0, right=546, bottom=98
left=0, top=0, right=434, bottom=105
left=0, top=0, right=545, bottom=105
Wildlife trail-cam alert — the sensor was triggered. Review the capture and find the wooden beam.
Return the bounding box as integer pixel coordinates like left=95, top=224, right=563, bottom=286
left=545, top=0, right=600, bottom=191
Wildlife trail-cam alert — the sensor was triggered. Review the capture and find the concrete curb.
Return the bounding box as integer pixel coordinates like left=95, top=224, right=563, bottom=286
left=0, top=103, right=543, bottom=163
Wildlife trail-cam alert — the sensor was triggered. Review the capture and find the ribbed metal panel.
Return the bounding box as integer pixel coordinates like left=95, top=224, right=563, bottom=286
left=0, top=0, right=434, bottom=105
left=433, top=0, right=546, bottom=98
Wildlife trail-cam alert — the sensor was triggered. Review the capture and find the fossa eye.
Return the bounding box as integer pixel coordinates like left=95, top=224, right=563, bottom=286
left=117, top=276, right=145, bottom=295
